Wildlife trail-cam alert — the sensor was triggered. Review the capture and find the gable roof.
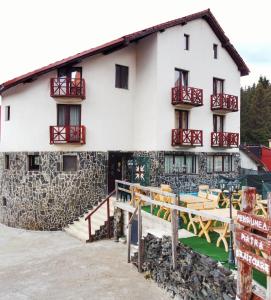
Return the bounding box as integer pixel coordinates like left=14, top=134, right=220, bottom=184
left=240, top=145, right=268, bottom=171
left=0, top=9, right=249, bottom=94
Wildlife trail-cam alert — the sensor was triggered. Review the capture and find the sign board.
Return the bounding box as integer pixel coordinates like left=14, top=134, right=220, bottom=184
left=236, top=228, right=271, bottom=256
left=236, top=246, right=271, bottom=276
left=237, top=211, right=270, bottom=233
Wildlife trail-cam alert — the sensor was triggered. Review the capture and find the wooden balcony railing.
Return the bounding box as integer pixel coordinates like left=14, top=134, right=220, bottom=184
left=171, top=86, right=203, bottom=107
left=172, top=129, right=203, bottom=147
left=50, top=125, right=86, bottom=144
left=211, top=132, right=239, bottom=148
left=50, top=78, right=86, bottom=99
left=211, top=93, right=238, bottom=112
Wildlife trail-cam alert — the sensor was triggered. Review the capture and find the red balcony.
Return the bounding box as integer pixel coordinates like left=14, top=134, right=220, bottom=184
left=172, top=86, right=203, bottom=107
left=211, top=132, right=239, bottom=148
left=211, top=94, right=238, bottom=112
left=172, top=129, right=203, bottom=147
left=50, top=78, right=86, bottom=99
left=50, top=126, right=86, bottom=144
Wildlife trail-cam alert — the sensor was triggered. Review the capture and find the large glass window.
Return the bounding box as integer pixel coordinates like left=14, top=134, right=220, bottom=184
left=207, top=155, right=233, bottom=173
left=165, top=154, right=197, bottom=174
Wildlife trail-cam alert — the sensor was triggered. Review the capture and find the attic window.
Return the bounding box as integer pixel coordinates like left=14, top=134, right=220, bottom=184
left=213, top=44, right=218, bottom=59
left=184, top=34, right=189, bottom=50
left=5, top=106, right=10, bottom=121
left=115, top=65, right=129, bottom=89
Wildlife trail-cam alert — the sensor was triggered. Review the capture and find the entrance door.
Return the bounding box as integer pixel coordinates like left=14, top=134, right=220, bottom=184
left=108, top=152, right=125, bottom=193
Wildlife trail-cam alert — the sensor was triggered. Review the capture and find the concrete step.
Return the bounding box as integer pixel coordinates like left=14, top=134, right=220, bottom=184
left=64, top=224, right=89, bottom=242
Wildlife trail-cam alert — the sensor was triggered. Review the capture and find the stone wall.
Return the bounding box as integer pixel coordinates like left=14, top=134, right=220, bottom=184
left=0, top=151, right=107, bottom=230
left=133, top=234, right=236, bottom=299
left=133, top=151, right=240, bottom=193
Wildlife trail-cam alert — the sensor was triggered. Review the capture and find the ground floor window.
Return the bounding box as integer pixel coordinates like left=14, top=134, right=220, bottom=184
left=207, top=155, right=233, bottom=173
left=28, top=155, right=40, bottom=171
left=165, top=154, right=197, bottom=174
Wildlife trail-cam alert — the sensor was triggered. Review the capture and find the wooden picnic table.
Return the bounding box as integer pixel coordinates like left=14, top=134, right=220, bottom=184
left=191, top=208, right=238, bottom=251
left=256, top=199, right=268, bottom=216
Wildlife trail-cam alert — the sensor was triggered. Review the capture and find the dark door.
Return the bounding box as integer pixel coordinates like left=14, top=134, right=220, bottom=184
left=108, top=152, right=123, bottom=193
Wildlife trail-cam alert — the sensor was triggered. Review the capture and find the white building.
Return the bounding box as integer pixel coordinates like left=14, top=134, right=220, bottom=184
left=0, top=9, right=249, bottom=230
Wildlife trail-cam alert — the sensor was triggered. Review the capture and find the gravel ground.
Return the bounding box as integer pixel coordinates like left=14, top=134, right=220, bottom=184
left=0, top=224, right=169, bottom=300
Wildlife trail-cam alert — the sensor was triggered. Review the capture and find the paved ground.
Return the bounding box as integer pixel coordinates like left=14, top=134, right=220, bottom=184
left=0, top=224, right=169, bottom=300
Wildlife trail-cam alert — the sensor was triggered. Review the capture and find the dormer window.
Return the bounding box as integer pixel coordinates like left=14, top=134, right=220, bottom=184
left=184, top=34, right=189, bottom=50
left=213, top=44, right=218, bottom=59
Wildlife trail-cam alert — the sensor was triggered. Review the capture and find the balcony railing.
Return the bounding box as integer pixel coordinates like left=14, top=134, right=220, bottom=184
left=172, top=86, right=203, bottom=107
left=211, top=132, right=239, bottom=148
left=50, top=78, right=86, bottom=99
left=50, top=126, right=86, bottom=144
left=172, top=129, right=203, bottom=147
left=211, top=93, right=238, bottom=112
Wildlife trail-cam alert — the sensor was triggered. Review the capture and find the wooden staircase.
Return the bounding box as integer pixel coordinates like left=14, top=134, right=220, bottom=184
left=64, top=191, right=115, bottom=242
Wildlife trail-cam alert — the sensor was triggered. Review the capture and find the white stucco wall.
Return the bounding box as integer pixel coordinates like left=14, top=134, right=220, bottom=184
left=156, top=19, right=240, bottom=152
left=240, top=151, right=258, bottom=171
left=0, top=18, right=242, bottom=153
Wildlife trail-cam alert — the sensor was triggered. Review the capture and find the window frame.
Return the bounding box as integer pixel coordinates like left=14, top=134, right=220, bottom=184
left=213, top=114, right=224, bottom=132
left=174, top=68, right=189, bottom=88
left=207, top=155, right=233, bottom=173
left=28, top=155, right=40, bottom=171
left=213, top=78, right=224, bottom=95
left=165, top=153, right=198, bottom=174
left=175, top=109, right=189, bottom=130
left=213, top=44, right=218, bottom=59
left=184, top=34, right=189, bottom=50
left=5, top=106, right=10, bottom=121
left=115, top=64, right=129, bottom=89
left=57, top=104, right=81, bottom=126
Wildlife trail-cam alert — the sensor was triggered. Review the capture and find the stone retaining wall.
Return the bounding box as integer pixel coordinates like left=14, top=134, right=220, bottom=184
left=133, top=234, right=236, bottom=300
left=0, top=151, right=107, bottom=230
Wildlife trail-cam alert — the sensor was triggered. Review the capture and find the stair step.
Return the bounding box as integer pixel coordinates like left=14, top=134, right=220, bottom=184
left=64, top=225, right=89, bottom=242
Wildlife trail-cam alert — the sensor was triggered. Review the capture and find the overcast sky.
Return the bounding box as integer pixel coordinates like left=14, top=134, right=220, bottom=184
left=1, top=0, right=270, bottom=87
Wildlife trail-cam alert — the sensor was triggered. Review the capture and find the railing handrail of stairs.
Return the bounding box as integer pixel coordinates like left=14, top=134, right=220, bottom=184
left=85, top=189, right=116, bottom=242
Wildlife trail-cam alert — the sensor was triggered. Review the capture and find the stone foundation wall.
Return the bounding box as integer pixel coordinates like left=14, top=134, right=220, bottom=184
left=133, top=234, right=236, bottom=299
left=0, top=152, right=107, bottom=230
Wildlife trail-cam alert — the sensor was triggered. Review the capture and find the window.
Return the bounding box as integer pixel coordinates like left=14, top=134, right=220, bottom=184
left=184, top=34, right=189, bottom=50
left=63, top=155, right=78, bottom=172
left=2, top=197, right=7, bottom=207
left=5, top=106, right=10, bottom=121
left=207, top=155, right=233, bottom=173
left=213, top=78, right=224, bottom=94
left=58, top=66, right=82, bottom=79
left=165, top=154, right=197, bottom=174
left=57, top=66, right=83, bottom=96
left=175, top=110, right=189, bottom=129
left=115, top=64, right=129, bottom=89
left=213, top=44, right=218, bottom=59
left=213, top=115, right=224, bottom=132
left=175, top=68, right=188, bottom=88
left=28, top=155, right=40, bottom=171
left=4, top=155, right=10, bottom=170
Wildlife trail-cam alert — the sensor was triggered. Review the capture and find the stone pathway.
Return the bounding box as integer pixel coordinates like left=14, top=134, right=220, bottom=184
left=0, top=224, right=169, bottom=300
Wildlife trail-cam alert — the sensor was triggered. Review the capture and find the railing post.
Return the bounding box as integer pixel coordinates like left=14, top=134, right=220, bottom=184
left=138, top=201, right=143, bottom=273
left=115, top=181, right=119, bottom=201
left=107, top=198, right=110, bottom=239
left=127, top=221, right=131, bottom=263
left=171, top=195, right=178, bottom=270
left=88, top=217, right=92, bottom=242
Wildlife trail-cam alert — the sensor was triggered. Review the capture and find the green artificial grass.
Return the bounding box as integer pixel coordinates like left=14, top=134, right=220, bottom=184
left=142, top=204, right=267, bottom=288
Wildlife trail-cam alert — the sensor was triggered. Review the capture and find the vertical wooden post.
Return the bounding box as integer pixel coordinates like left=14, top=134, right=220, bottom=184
left=138, top=201, right=143, bottom=273
left=236, top=186, right=256, bottom=300
left=266, top=192, right=271, bottom=300
left=115, top=181, right=119, bottom=201
left=88, top=217, right=92, bottom=242
left=171, top=195, right=178, bottom=270
left=106, top=198, right=110, bottom=238
left=127, top=213, right=132, bottom=263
